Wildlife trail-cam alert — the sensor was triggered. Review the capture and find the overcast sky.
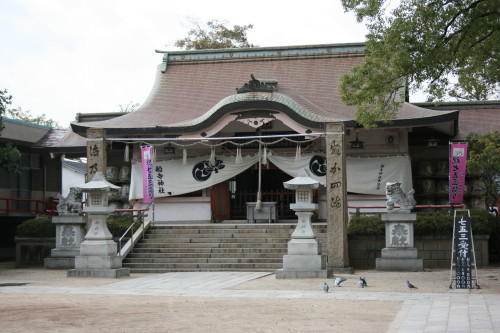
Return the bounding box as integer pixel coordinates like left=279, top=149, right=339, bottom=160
left=0, top=0, right=384, bottom=128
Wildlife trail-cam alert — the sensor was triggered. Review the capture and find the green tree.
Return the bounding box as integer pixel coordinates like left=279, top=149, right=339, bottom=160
left=340, top=0, right=500, bottom=128
left=0, top=89, right=12, bottom=132
left=7, top=106, right=60, bottom=128
left=466, top=130, right=500, bottom=211
left=0, top=89, right=21, bottom=174
left=174, top=19, right=255, bottom=50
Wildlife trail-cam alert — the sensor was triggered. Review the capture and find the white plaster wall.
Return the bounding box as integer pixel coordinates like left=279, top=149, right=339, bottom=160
left=347, top=196, right=387, bottom=217
left=62, top=168, right=86, bottom=197
left=153, top=202, right=212, bottom=222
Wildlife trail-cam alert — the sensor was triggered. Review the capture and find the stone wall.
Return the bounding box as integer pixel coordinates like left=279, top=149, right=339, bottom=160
left=15, top=237, right=55, bottom=267
left=348, top=235, right=489, bottom=269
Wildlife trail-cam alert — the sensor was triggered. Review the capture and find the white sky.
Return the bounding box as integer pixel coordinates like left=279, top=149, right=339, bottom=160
left=0, top=0, right=416, bottom=128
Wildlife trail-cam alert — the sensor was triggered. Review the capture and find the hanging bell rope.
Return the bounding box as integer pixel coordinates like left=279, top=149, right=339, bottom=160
left=256, top=141, right=262, bottom=210
left=295, top=143, right=301, bottom=161
left=209, top=146, right=216, bottom=166
left=235, top=146, right=242, bottom=164
left=182, top=148, right=187, bottom=165
left=124, top=144, right=130, bottom=162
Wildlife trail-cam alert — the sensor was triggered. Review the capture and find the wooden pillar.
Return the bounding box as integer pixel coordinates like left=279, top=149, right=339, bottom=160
left=326, top=122, right=351, bottom=270
left=86, top=128, right=107, bottom=182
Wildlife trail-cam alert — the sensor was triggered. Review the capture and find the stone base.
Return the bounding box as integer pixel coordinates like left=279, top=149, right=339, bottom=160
left=376, top=258, right=423, bottom=271
left=75, top=255, right=122, bottom=269
left=51, top=248, right=81, bottom=257
left=282, top=254, right=326, bottom=271
left=67, top=267, right=130, bottom=278
left=329, top=266, right=354, bottom=274
left=44, top=257, right=75, bottom=269
left=381, top=247, right=418, bottom=259
left=275, top=269, right=331, bottom=279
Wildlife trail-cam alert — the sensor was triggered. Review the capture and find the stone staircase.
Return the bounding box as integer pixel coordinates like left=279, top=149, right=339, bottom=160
left=123, top=223, right=328, bottom=273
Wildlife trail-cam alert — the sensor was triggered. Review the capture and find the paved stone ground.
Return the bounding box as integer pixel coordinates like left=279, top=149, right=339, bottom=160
left=1, top=268, right=500, bottom=332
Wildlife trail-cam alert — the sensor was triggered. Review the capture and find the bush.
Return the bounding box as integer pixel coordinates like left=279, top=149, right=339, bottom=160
left=347, top=210, right=496, bottom=237
left=106, top=214, right=136, bottom=238
left=16, top=217, right=55, bottom=238
left=348, top=214, right=384, bottom=236
left=415, top=209, right=496, bottom=236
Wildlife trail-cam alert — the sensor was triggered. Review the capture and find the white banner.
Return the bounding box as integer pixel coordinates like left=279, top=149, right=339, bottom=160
left=345, top=155, right=413, bottom=195
left=129, top=152, right=413, bottom=200
left=130, top=154, right=259, bottom=200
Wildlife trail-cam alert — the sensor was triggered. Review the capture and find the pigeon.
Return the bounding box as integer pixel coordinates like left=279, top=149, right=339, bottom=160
left=334, top=276, right=347, bottom=287
left=407, top=280, right=418, bottom=289
left=323, top=282, right=329, bottom=293
left=358, top=276, right=368, bottom=288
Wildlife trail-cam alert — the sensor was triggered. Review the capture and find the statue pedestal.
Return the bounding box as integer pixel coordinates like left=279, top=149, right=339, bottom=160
left=376, top=213, right=423, bottom=271
left=44, top=215, right=86, bottom=269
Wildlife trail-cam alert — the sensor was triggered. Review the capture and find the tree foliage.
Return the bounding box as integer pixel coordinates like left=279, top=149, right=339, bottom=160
left=7, top=107, right=60, bottom=128
left=0, top=89, right=12, bottom=133
left=0, top=89, right=21, bottom=174
left=340, top=0, right=500, bottom=128
left=174, top=19, right=255, bottom=50
left=466, top=130, right=500, bottom=208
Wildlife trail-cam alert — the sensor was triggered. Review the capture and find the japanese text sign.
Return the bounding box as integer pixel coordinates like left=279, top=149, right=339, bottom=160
left=449, top=143, right=468, bottom=204
left=141, top=146, right=155, bottom=203
left=454, top=215, right=473, bottom=289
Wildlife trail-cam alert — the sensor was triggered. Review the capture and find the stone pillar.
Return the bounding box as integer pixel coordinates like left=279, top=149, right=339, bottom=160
left=86, top=128, right=107, bottom=182
left=325, top=123, right=352, bottom=272
left=44, top=215, right=86, bottom=269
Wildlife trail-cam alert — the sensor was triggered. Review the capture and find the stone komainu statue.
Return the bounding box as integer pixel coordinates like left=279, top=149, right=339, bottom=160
left=385, top=181, right=416, bottom=212
left=57, top=187, right=83, bottom=215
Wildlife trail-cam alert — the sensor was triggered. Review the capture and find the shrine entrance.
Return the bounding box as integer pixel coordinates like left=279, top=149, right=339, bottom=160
left=228, top=163, right=297, bottom=220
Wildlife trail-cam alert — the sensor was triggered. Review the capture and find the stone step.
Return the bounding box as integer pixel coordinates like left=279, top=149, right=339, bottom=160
left=123, top=262, right=283, bottom=270
left=124, top=257, right=282, bottom=264
left=145, top=232, right=294, bottom=238
left=123, top=224, right=328, bottom=273
left=135, top=242, right=291, bottom=249
left=128, top=268, right=273, bottom=273
left=141, top=237, right=290, bottom=243
left=126, top=252, right=285, bottom=259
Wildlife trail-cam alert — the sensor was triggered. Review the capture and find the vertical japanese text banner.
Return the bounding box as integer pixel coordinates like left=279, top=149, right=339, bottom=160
left=454, top=215, right=473, bottom=289
left=449, top=143, right=468, bottom=204
left=141, top=146, right=155, bottom=203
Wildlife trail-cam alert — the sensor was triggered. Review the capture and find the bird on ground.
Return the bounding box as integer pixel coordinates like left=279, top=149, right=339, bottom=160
left=334, top=276, right=347, bottom=287
left=358, top=277, right=368, bottom=288
left=323, top=282, right=329, bottom=293
left=407, top=280, right=418, bottom=289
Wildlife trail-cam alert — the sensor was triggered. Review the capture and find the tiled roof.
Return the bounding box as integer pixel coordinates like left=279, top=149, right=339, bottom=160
left=415, top=101, right=500, bottom=139
left=62, top=159, right=87, bottom=174
left=71, top=43, right=458, bottom=136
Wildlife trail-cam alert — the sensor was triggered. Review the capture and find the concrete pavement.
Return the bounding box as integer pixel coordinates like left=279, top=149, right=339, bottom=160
left=1, top=271, right=500, bottom=332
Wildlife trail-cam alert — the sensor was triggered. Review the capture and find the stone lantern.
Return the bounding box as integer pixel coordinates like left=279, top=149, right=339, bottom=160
left=67, top=171, right=130, bottom=278
left=276, top=168, right=330, bottom=278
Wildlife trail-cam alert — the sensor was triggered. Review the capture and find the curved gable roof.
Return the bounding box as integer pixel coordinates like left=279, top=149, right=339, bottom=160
left=71, top=43, right=458, bottom=136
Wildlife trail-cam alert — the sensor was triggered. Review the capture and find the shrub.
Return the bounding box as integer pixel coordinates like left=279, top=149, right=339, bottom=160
left=347, top=210, right=496, bottom=237
left=348, top=214, right=384, bottom=236
left=106, top=214, right=137, bottom=238
left=16, top=217, right=55, bottom=238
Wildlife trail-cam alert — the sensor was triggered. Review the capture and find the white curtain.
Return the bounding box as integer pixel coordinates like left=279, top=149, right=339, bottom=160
left=129, top=153, right=258, bottom=200
left=129, top=151, right=413, bottom=200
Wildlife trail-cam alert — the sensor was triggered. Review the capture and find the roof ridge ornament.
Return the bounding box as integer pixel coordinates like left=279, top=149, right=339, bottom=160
left=236, top=74, right=277, bottom=94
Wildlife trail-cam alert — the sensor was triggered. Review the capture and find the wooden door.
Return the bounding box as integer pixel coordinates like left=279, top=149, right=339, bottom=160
left=211, top=181, right=230, bottom=221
